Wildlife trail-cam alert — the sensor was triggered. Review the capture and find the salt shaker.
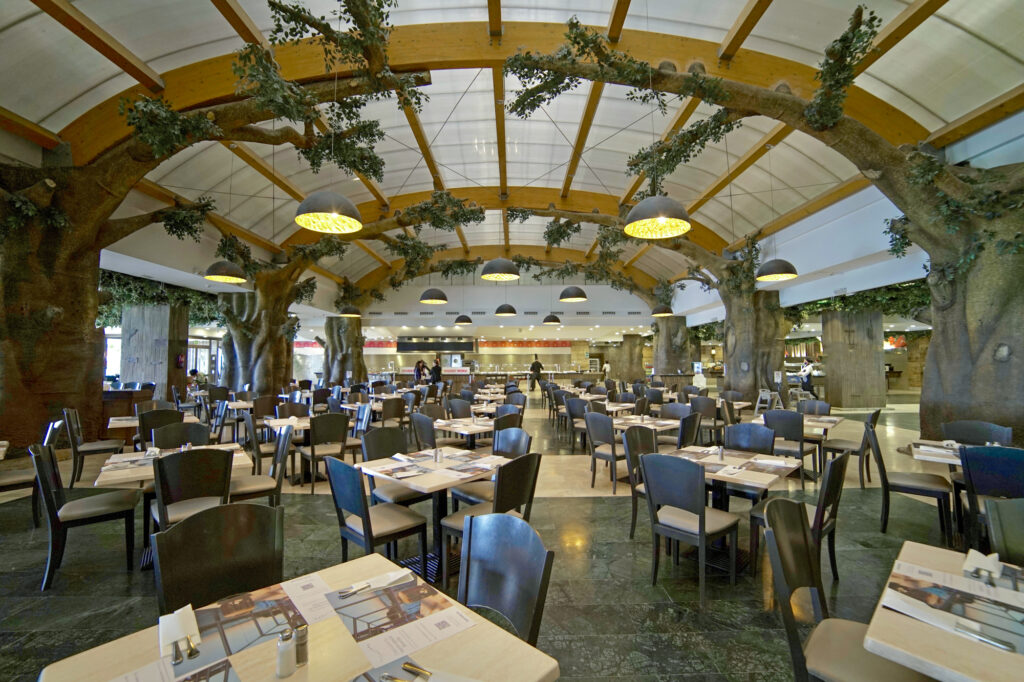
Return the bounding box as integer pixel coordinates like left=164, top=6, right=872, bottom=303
left=718, top=444, right=724, bottom=461
left=433, top=447, right=443, bottom=463
left=276, top=628, right=296, bottom=678
left=294, top=624, right=308, bottom=667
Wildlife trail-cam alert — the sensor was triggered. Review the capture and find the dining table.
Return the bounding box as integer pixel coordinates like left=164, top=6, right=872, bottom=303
left=434, top=417, right=494, bottom=449
left=94, top=442, right=252, bottom=489
left=106, top=414, right=200, bottom=431
left=911, top=439, right=964, bottom=466
left=357, top=446, right=509, bottom=582
left=38, top=552, right=559, bottom=682
left=602, top=401, right=637, bottom=415
left=611, top=415, right=680, bottom=434
left=863, top=540, right=1022, bottom=681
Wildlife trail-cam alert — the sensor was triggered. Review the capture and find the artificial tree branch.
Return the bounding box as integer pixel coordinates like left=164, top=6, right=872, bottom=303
left=98, top=207, right=180, bottom=247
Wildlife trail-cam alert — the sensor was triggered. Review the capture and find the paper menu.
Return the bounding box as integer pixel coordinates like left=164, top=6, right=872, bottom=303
left=281, top=573, right=334, bottom=624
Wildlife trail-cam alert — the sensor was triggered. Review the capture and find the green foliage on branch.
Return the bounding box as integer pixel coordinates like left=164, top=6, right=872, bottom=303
left=384, top=234, right=437, bottom=285
left=298, top=99, right=385, bottom=178
left=334, top=280, right=385, bottom=309
left=793, top=279, right=930, bottom=320
left=511, top=255, right=543, bottom=272
left=216, top=235, right=272, bottom=278
left=653, top=279, right=683, bottom=307
left=506, top=207, right=534, bottom=223
left=628, top=110, right=741, bottom=193
left=97, top=270, right=221, bottom=328
left=119, top=96, right=221, bottom=158
left=233, top=43, right=317, bottom=122
left=691, top=321, right=724, bottom=342
left=400, top=191, right=486, bottom=233
left=437, top=258, right=480, bottom=279
left=161, top=197, right=215, bottom=242
left=292, top=277, right=318, bottom=304
left=289, top=235, right=349, bottom=264
left=804, top=5, right=881, bottom=130
left=267, top=0, right=426, bottom=111
left=543, top=218, right=581, bottom=247
left=0, top=193, right=70, bottom=243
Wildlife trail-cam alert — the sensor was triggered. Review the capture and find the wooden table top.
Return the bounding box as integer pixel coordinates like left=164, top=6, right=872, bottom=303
left=612, top=416, right=679, bottom=432
left=264, top=416, right=311, bottom=430
left=664, top=446, right=801, bottom=490
left=751, top=413, right=843, bottom=430
left=107, top=414, right=200, bottom=430
left=94, top=443, right=251, bottom=488
left=471, top=402, right=523, bottom=415
left=603, top=402, right=636, bottom=414
left=39, top=553, right=558, bottom=682
left=911, top=440, right=962, bottom=465
left=226, top=400, right=252, bottom=410
left=357, top=447, right=508, bottom=494
left=864, top=541, right=1020, bottom=682
left=434, top=418, right=494, bottom=436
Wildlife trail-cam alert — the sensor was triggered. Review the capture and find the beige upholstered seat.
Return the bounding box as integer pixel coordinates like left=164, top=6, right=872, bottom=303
left=889, top=472, right=951, bottom=493
left=451, top=480, right=494, bottom=504
left=594, top=442, right=614, bottom=457
left=656, top=505, right=739, bottom=536
left=296, top=442, right=343, bottom=459
left=440, top=503, right=522, bottom=531
left=657, top=443, right=680, bottom=453
left=0, top=469, right=36, bottom=487
left=657, top=434, right=678, bottom=446
left=78, top=438, right=125, bottom=453
left=344, top=503, right=424, bottom=537
left=150, top=497, right=221, bottom=525
left=229, top=474, right=276, bottom=497
left=635, top=482, right=646, bottom=496
left=804, top=619, right=930, bottom=682
left=773, top=438, right=816, bottom=457
left=372, top=481, right=426, bottom=504
left=57, top=489, right=140, bottom=522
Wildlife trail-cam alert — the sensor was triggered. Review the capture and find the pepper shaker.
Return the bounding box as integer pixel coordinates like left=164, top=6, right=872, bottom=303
left=277, top=628, right=296, bottom=678
left=294, top=624, right=308, bottom=667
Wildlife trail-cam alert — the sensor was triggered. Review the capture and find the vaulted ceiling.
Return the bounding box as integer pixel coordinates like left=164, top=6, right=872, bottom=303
left=2, top=0, right=1022, bottom=289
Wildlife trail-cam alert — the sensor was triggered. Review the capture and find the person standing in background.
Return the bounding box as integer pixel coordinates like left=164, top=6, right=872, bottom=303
left=430, top=357, right=442, bottom=384
left=798, top=357, right=818, bottom=399
left=413, top=360, right=425, bottom=384
left=529, top=354, right=543, bottom=390
left=602, top=360, right=611, bottom=380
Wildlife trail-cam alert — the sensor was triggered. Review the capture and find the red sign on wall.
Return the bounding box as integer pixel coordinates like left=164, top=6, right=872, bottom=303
left=478, top=340, right=572, bottom=349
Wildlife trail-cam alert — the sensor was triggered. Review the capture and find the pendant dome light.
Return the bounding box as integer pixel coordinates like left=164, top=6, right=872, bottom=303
left=495, top=303, right=517, bottom=317
left=338, top=305, right=361, bottom=318
left=559, top=285, right=588, bottom=303
left=454, top=314, right=473, bottom=325
left=419, top=288, right=448, bottom=304
left=480, top=257, right=520, bottom=281
left=755, top=258, right=798, bottom=282
left=543, top=314, right=561, bottom=325
left=294, top=190, right=363, bottom=234
left=651, top=304, right=673, bottom=317
left=203, top=260, right=247, bottom=284
left=624, top=195, right=691, bottom=239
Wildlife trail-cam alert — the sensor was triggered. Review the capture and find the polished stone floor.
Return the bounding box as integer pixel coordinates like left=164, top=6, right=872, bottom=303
left=0, top=390, right=944, bottom=681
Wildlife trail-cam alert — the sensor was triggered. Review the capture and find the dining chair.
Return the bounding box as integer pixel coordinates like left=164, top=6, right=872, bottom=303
left=441, top=453, right=542, bottom=587
left=645, top=388, right=664, bottom=415
left=618, top=391, right=636, bottom=404
left=763, top=498, right=929, bottom=682
left=153, top=503, right=283, bottom=615
left=822, top=409, right=881, bottom=488
left=657, top=402, right=691, bottom=449
left=297, top=413, right=349, bottom=495
left=676, top=412, right=703, bottom=450
left=494, top=403, right=520, bottom=421
left=151, top=449, right=231, bottom=531
left=152, top=422, right=210, bottom=449
left=724, top=423, right=775, bottom=455
left=506, top=392, right=527, bottom=409
left=941, top=420, right=1013, bottom=538
left=960, top=445, right=1024, bottom=550
left=171, top=385, right=198, bottom=415
left=418, top=402, right=445, bottom=420
left=621, top=426, right=656, bottom=539
left=324, top=457, right=428, bottom=576
left=276, top=401, right=309, bottom=418
left=985, top=498, right=1024, bottom=566
left=640, top=453, right=739, bottom=609
left=460, top=389, right=476, bottom=402
left=763, top=410, right=814, bottom=488
left=448, top=398, right=472, bottom=419
left=456, top=514, right=554, bottom=646
left=451, top=429, right=534, bottom=510
left=252, top=394, right=282, bottom=434
left=29, top=444, right=140, bottom=590
left=360, top=427, right=431, bottom=507
left=240, top=410, right=275, bottom=475
left=550, top=388, right=568, bottom=426
left=689, top=396, right=722, bottom=444
left=62, top=407, right=125, bottom=484
left=588, top=400, right=608, bottom=415
left=410, top=412, right=463, bottom=451
left=867, top=424, right=952, bottom=546
left=1, top=438, right=40, bottom=526
left=633, top=396, right=650, bottom=417
left=311, top=388, right=330, bottom=413
left=134, top=400, right=175, bottom=415
left=231, top=425, right=293, bottom=506
left=750, top=452, right=849, bottom=578
left=137, top=408, right=184, bottom=452
left=585, top=412, right=627, bottom=494
left=565, top=397, right=589, bottom=451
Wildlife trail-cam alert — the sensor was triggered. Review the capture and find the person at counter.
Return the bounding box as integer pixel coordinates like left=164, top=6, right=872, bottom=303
left=530, top=355, right=543, bottom=390
left=602, top=360, right=611, bottom=380
left=430, top=357, right=442, bottom=384
left=798, top=358, right=819, bottom=399
left=413, top=360, right=427, bottom=384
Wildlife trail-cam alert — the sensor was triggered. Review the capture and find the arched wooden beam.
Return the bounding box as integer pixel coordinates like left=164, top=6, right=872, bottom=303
left=61, top=21, right=927, bottom=165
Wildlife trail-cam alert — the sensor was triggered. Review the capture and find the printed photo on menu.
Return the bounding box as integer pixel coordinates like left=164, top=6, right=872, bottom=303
left=172, top=584, right=306, bottom=678
left=175, top=658, right=240, bottom=682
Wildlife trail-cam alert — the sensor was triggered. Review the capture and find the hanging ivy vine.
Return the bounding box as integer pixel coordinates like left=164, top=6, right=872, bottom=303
left=97, top=270, right=221, bottom=328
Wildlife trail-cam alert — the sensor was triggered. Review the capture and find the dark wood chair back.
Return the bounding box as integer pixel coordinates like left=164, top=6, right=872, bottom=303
left=152, top=449, right=232, bottom=528
left=506, top=392, right=527, bottom=408
left=153, top=503, right=284, bottom=614
left=458, top=513, right=554, bottom=646
left=493, top=427, right=532, bottom=457
left=275, top=402, right=309, bottom=419
left=678, top=412, right=702, bottom=448
left=942, top=420, right=1012, bottom=445
left=493, top=412, right=520, bottom=432
left=724, top=423, right=775, bottom=455
left=797, top=400, right=831, bottom=416
left=152, top=422, right=210, bottom=449
left=361, top=427, right=407, bottom=462
left=448, top=398, right=472, bottom=419
left=763, top=409, right=803, bottom=442
left=410, top=412, right=437, bottom=450
left=139, top=409, right=184, bottom=449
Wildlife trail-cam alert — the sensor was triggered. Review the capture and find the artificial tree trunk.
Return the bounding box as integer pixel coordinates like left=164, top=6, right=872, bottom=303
left=316, top=316, right=368, bottom=384
left=652, top=315, right=698, bottom=375
left=218, top=279, right=299, bottom=395
left=218, top=293, right=257, bottom=392
left=720, top=288, right=787, bottom=402
left=920, top=250, right=1024, bottom=446
left=0, top=246, right=105, bottom=447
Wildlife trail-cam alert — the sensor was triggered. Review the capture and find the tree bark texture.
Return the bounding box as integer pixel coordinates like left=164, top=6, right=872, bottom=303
left=0, top=247, right=105, bottom=446
left=720, top=289, right=787, bottom=402
left=653, top=315, right=697, bottom=375
left=218, top=286, right=298, bottom=395
left=821, top=310, right=886, bottom=408
left=920, top=249, right=1024, bottom=446
left=316, top=316, right=368, bottom=384
left=119, top=304, right=189, bottom=402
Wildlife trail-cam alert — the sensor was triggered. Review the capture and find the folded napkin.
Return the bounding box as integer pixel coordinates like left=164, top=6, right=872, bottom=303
left=963, top=549, right=1002, bottom=577
left=749, top=458, right=790, bottom=467
left=718, top=465, right=745, bottom=477
left=917, top=445, right=955, bottom=455
left=158, top=604, right=200, bottom=657
left=288, top=415, right=299, bottom=423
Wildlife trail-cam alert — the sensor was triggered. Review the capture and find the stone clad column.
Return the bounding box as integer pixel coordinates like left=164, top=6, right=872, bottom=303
left=120, top=304, right=189, bottom=400
left=821, top=310, right=887, bottom=407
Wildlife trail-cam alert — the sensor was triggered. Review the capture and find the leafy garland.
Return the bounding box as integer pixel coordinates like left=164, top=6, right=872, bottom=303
left=803, top=6, right=881, bottom=129
left=97, top=270, right=221, bottom=328
left=118, top=97, right=221, bottom=159
left=0, top=192, right=70, bottom=244
left=790, top=279, right=931, bottom=321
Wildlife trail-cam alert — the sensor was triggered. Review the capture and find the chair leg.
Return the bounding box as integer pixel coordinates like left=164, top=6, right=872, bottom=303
left=729, top=529, right=737, bottom=586
left=698, top=540, right=706, bottom=611
left=31, top=484, right=40, bottom=528
left=341, top=537, right=348, bottom=562
left=125, top=513, right=135, bottom=573
left=864, top=452, right=871, bottom=483
left=590, top=457, right=596, bottom=489
left=749, top=520, right=761, bottom=574
left=441, top=529, right=451, bottom=588
left=629, top=495, right=637, bottom=539
left=419, top=529, right=428, bottom=583
left=610, top=461, right=617, bottom=495
left=142, top=493, right=153, bottom=548
left=310, top=456, right=316, bottom=495
left=42, top=526, right=67, bottom=590
left=827, top=530, right=838, bottom=581
left=880, top=489, right=890, bottom=534
left=650, top=533, right=660, bottom=586
left=856, top=452, right=865, bottom=489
